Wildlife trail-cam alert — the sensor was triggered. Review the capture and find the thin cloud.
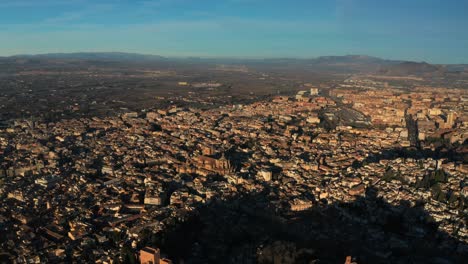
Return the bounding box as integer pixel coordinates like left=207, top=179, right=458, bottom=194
left=42, top=3, right=116, bottom=25
left=0, top=0, right=85, bottom=8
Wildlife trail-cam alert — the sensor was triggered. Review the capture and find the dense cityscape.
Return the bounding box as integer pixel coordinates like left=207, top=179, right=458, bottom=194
left=1, top=1, right=468, bottom=263
left=0, top=68, right=467, bottom=262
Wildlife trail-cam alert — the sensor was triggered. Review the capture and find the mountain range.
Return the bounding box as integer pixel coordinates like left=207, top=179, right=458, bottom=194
left=1, top=52, right=467, bottom=76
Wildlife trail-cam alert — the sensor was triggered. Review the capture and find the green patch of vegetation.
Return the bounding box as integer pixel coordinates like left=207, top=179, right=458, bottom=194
left=415, top=169, right=448, bottom=189
left=415, top=169, right=466, bottom=209
left=382, top=167, right=406, bottom=183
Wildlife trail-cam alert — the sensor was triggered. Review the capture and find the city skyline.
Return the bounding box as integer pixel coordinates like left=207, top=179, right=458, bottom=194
left=1, top=0, right=468, bottom=64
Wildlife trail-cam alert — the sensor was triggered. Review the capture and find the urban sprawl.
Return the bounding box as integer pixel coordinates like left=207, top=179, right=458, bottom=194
left=1, top=78, right=467, bottom=263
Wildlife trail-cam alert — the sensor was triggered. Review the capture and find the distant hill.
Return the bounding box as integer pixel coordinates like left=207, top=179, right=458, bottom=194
left=313, top=55, right=393, bottom=65
left=10, top=52, right=167, bottom=62
left=443, top=64, right=468, bottom=72
left=231, top=55, right=401, bottom=74
left=2, top=52, right=467, bottom=76
left=377, top=61, right=443, bottom=76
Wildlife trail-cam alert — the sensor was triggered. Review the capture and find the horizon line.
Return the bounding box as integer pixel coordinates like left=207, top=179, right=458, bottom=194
left=1, top=51, right=465, bottom=65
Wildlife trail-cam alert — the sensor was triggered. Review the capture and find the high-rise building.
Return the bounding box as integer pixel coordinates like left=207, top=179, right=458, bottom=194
left=140, top=247, right=172, bottom=264
left=345, top=256, right=352, bottom=264
left=446, top=111, right=456, bottom=128
left=310, top=88, right=319, bottom=96
left=140, top=247, right=160, bottom=264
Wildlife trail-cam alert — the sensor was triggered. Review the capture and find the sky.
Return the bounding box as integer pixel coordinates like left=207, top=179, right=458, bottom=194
left=0, top=0, right=467, bottom=63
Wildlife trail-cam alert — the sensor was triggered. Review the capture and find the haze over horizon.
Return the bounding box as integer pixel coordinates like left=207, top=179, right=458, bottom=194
left=0, top=52, right=444, bottom=64
left=1, top=0, right=468, bottom=64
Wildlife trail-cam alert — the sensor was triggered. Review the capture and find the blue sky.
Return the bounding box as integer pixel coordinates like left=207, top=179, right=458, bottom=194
left=0, top=0, right=467, bottom=63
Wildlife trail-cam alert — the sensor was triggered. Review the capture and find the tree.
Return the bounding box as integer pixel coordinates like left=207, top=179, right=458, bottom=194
left=120, top=246, right=137, bottom=264
left=431, top=183, right=442, bottom=199
left=448, top=192, right=459, bottom=207
left=383, top=168, right=395, bottom=182
left=416, top=174, right=431, bottom=189
left=436, top=191, right=447, bottom=203
left=432, top=169, right=447, bottom=183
